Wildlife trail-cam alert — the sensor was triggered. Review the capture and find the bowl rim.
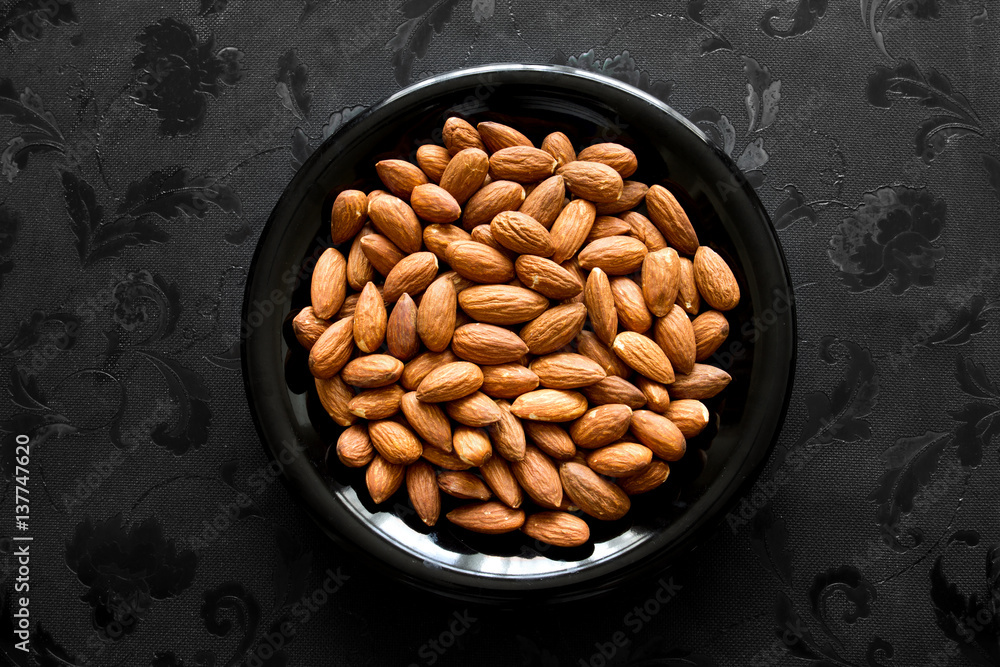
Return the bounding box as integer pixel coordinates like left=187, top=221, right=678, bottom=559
left=241, top=62, right=797, bottom=603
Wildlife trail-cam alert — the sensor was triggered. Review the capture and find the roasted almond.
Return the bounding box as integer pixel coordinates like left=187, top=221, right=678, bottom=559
left=360, top=233, right=405, bottom=277
left=569, top=403, right=633, bottom=449
left=446, top=501, right=524, bottom=534
left=366, top=189, right=387, bottom=207
left=458, top=285, right=549, bottom=324
left=366, top=455, right=405, bottom=504
left=489, top=146, right=558, bottom=183
left=386, top=294, right=419, bottom=361
left=520, top=302, right=587, bottom=355
left=653, top=305, right=697, bottom=375
left=612, top=331, right=675, bottom=384
left=422, top=444, right=473, bottom=470
left=292, top=306, right=330, bottom=350
left=595, top=180, right=648, bottom=215
left=407, top=461, right=441, bottom=526
left=578, top=235, right=648, bottom=275
left=439, top=147, right=490, bottom=204
left=423, top=223, right=473, bottom=260
left=415, top=275, right=457, bottom=353
left=630, top=410, right=686, bottom=461
left=336, top=425, right=375, bottom=467
left=330, top=189, right=368, bottom=244
left=368, top=194, right=422, bottom=254
left=522, top=511, right=590, bottom=547
left=415, top=144, right=451, bottom=183
left=646, top=185, right=699, bottom=255
left=315, top=375, right=357, bottom=426
left=576, top=330, right=631, bottom=379
left=512, top=445, right=563, bottom=509
left=586, top=215, right=632, bottom=243
left=437, top=471, right=491, bottom=501
left=580, top=376, right=647, bottom=410
left=368, top=419, right=423, bottom=464
left=618, top=460, right=670, bottom=495
left=480, top=363, right=540, bottom=400
left=346, top=224, right=375, bottom=290
left=622, top=211, right=667, bottom=252
left=415, top=361, right=484, bottom=402
left=692, top=311, right=730, bottom=361
left=478, top=121, right=533, bottom=152
left=514, top=254, right=583, bottom=299
left=642, top=248, right=681, bottom=317
left=488, top=400, right=527, bottom=461
left=610, top=277, right=652, bottom=333
left=353, top=282, right=387, bottom=353
left=511, top=389, right=588, bottom=422
left=451, top=323, right=529, bottom=364
left=550, top=199, right=597, bottom=263
left=308, top=316, right=355, bottom=379
left=311, top=248, right=347, bottom=319
left=479, top=455, right=523, bottom=507
left=341, top=354, right=404, bottom=388
left=693, top=246, right=740, bottom=311
left=445, top=391, right=503, bottom=427
left=635, top=377, right=671, bottom=413
left=586, top=442, right=652, bottom=476
left=519, top=174, right=565, bottom=228
left=400, top=349, right=460, bottom=390
left=400, top=391, right=452, bottom=451
left=557, top=160, right=624, bottom=204
left=669, top=364, right=732, bottom=399
left=445, top=240, right=516, bottom=283
left=376, top=159, right=428, bottom=199
left=559, top=461, right=630, bottom=521
left=530, top=353, right=606, bottom=389
left=443, top=117, right=486, bottom=155
left=664, top=399, right=710, bottom=437
left=676, top=257, right=701, bottom=315
left=452, top=426, right=493, bottom=466
left=461, top=180, right=526, bottom=229
left=540, top=131, right=576, bottom=168
left=410, top=183, right=461, bottom=223
left=348, top=384, right=404, bottom=420
left=383, top=252, right=438, bottom=303
left=489, top=210, right=554, bottom=256
left=523, top=420, right=577, bottom=460
left=577, top=142, right=637, bottom=178
left=584, top=268, right=618, bottom=346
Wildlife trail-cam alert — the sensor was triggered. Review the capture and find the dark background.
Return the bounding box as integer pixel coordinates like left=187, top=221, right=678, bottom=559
left=1, top=1, right=999, bottom=665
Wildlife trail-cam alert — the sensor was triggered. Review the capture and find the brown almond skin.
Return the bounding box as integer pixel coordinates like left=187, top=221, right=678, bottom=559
left=451, top=323, right=529, bottom=364
left=330, top=190, right=369, bottom=244
left=586, top=442, right=652, bottom=476
left=445, top=391, right=503, bottom=427
left=347, top=224, right=376, bottom=290
left=367, top=194, right=423, bottom=254
left=622, top=211, right=668, bottom=253
left=443, top=117, right=486, bottom=155
left=480, top=363, right=540, bottom=400
left=348, top=384, right=404, bottom=420
left=514, top=254, right=582, bottom=299
left=488, top=400, right=527, bottom=461
left=676, top=257, right=701, bottom=315
left=366, top=455, right=405, bottom=504
left=437, top=471, right=492, bottom=501
left=530, top=353, right=607, bottom=389
left=664, top=399, right=711, bottom=437
left=522, top=511, right=590, bottom=547
left=557, top=161, right=624, bottom=204
left=510, top=389, right=589, bottom=422
left=519, top=174, right=566, bottom=228
left=461, top=180, right=526, bottom=229
left=407, top=461, right=441, bottom=526
left=383, top=252, right=438, bottom=303
left=490, top=210, right=555, bottom=256
left=512, top=445, right=563, bottom=509
left=410, top=183, right=462, bottom=223
left=445, top=240, right=516, bottom=284
left=612, top=331, right=675, bottom=384
left=400, top=391, right=453, bottom=451
left=523, top=421, right=577, bottom=460
left=693, top=246, right=741, bottom=311
left=576, top=330, right=631, bottom=379
left=550, top=199, right=597, bottom=263
left=423, top=223, right=473, bottom=261
left=341, top=354, right=404, bottom=388
left=559, top=257, right=587, bottom=304
left=595, top=180, right=648, bottom=215
left=376, top=159, right=428, bottom=199
left=308, top=316, right=355, bottom=379
left=452, top=427, right=493, bottom=466
left=580, top=376, right=647, bottom=410
left=470, top=224, right=514, bottom=259
left=559, top=462, right=630, bottom=521
left=646, top=185, right=699, bottom=255
left=366, top=189, right=388, bottom=207
left=540, top=131, right=576, bottom=167
left=415, top=361, right=484, bottom=402
left=586, top=215, right=632, bottom=243
left=669, top=364, right=732, bottom=399
left=458, top=285, right=549, bottom=325
left=360, top=233, right=405, bottom=277
left=489, top=146, right=558, bottom=183
left=336, top=425, right=375, bottom=467
left=367, top=419, right=422, bottom=465
left=386, top=293, right=419, bottom=361
left=353, top=282, right=387, bottom=353
left=415, top=144, right=451, bottom=183
left=416, top=275, right=457, bottom=353
left=400, top=349, right=460, bottom=390
left=422, top=445, right=473, bottom=470
left=635, top=377, right=671, bottom=413
left=653, top=305, right=697, bottom=375
left=618, top=460, right=670, bottom=495
left=642, top=248, right=681, bottom=317
left=337, top=293, right=360, bottom=319
left=578, top=236, right=649, bottom=275
left=315, top=375, right=357, bottom=426
left=692, top=311, right=730, bottom=361
left=630, top=410, right=687, bottom=461
left=577, top=143, right=638, bottom=178
left=292, top=307, right=330, bottom=350
left=569, top=404, right=633, bottom=449
left=480, top=455, right=524, bottom=507
left=478, top=121, right=533, bottom=152
left=439, top=147, right=490, bottom=204
left=610, top=277, right=652, bottom=333
left=585, top=267, right=618, bottom=346
left=311, top=248, right=347, bottom=319
left=520, top=302, right=587, bottom=355
left=446, top=501, right=525, bottom=534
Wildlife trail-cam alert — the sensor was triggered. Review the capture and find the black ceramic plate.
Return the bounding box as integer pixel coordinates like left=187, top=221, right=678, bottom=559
left=242, top=64, right=796, bottom=603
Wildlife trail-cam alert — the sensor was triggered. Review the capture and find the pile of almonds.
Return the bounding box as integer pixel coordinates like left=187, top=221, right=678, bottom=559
left=292, top=117, right=740, bottom=549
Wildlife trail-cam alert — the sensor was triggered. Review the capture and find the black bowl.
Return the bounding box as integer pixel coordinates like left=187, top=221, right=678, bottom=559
left=241, top=64, right=796, bottom=603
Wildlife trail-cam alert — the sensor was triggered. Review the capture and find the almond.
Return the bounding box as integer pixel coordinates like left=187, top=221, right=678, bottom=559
left=513, top=254, right=582, bottom=299
left=612, top=331, right=675, bottom=384
left=406, top=461, right=441, bottom=526
left=558, top=462, right=630, bottom=521
left=520, top=302, right=587, bottom=355
left=478, top=121, right=533, bottom=152
left=461, top=180, right=526, bottom=229
left=618, top=460, right=670, bottom=495
left=692, top=311, right=729, bottom=361
left=595, top=180, right=648, bottom=215
left=693, top=246, right=740, bottom=311
left=550, top=199, right=597, bottom=263
left=664, top=399, right=710, bottom=437
left=308, top=316, right=355, bottom=379
left=452, top=323, right=528, bottom=364
left=470, top=224, right=514, bottom=259
left=519, top=174, right=565, bottom=228
left=376, top=159, right=428, bottom=199
left=437, top=471, right=491, bottom=501
left=577, top=143, right=637, bottom=178
left=368, top=194, right=422, bottom=253
left=445, top=391, right=503, bottom=427
left=422, top=445, right=473, bottom=471
left=669, top=364, right=732, bottom=399
left=386, top=293, right=419, bottom=361
left=635, top=377, right=671, bottom=413
left=523, top=420, right=577, bottom=460
left=446, top=501, right=524, bottom=534
left=445, top=240, right=516, bottom=283
left=489, top=210, right=554, bottom=256
left=540, top=131, right=576, bottom=168
left=414, top=275, right=457, bottom=353
left=458, top=285, right=549, bottom=324
left=336, top=425, right=375, bottom=467
left=510, top=389, right=588, bottom=422
left=353, top=282, right=387, bottom=353
left=400, top=349, right=459, bottom=390
left=315, top=375, right=357, bottom=426
left=479, top=455, right=523, bottom=507
left=676, top=257, right=701, bottom=315
left=311, top=248, right=347, bottom=319
left=646, top=185, right=699, bottom=255
left=423, top=223, right=473, bottom=260
left=366, top=189, right=387, bottom=208
left=512, top=445, right=563, bottom=509
left=576, top=330, right=631, bottom=378
left=443, top=117, right=486, bottom=155
left=337, top=293, right=361, bottom=319
left=653, top=305, right=697, bottom=375
left=586, top=215, right=632, bottom=243
left=583, top=268, right=618, bottom=346
left=341, top=354, right=404, bottom=388
left=439, top=147, right=490, bottom=204
left=642, top=248, right=681, bottom=317
left=360, top=233, right=405, bottom=277
left=557, top=161, right=624, bottom=204
left=580, top=376, right=647, bottom=410
left=400, top=391, right=452, bottom=451
left=383, top=252, right=438, bottom=303
left=367, top=419, right=422, bottom=464
left=586, top=442, right=652, bottom=476
left=569, top=403, right=633, bottom=449
left=366, top=455, right=405, bottom=504
left=346, top=225, right=375, bottom=290
left=489, top=146, right=557, bottom=183
left=292, top=306, right=330, bottom=350
left=452, top=426, right=493, bottom=466
left=579, top=235, right=648, bottom=275
left=416, top=361, right=484, bottom=402
left=330, top=190, right=368, bottom=244
left=415, top=144, right=451, bottom=183
left=622, top=211, right=667, bottom=252
left=480, top=363, right=540, bottom=400
left=522, top=511, right=590, bottom=547
left=630, top=410, right=686, bottom=461
left=410, top=183, right=461, bottom=223
left=348, top=384, right=404, bottom=420
left=530, top=353, right=606, bottom=389
left=488, top=400, right=527, bottom=461
left=610, top=277, right=652, bottom=333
